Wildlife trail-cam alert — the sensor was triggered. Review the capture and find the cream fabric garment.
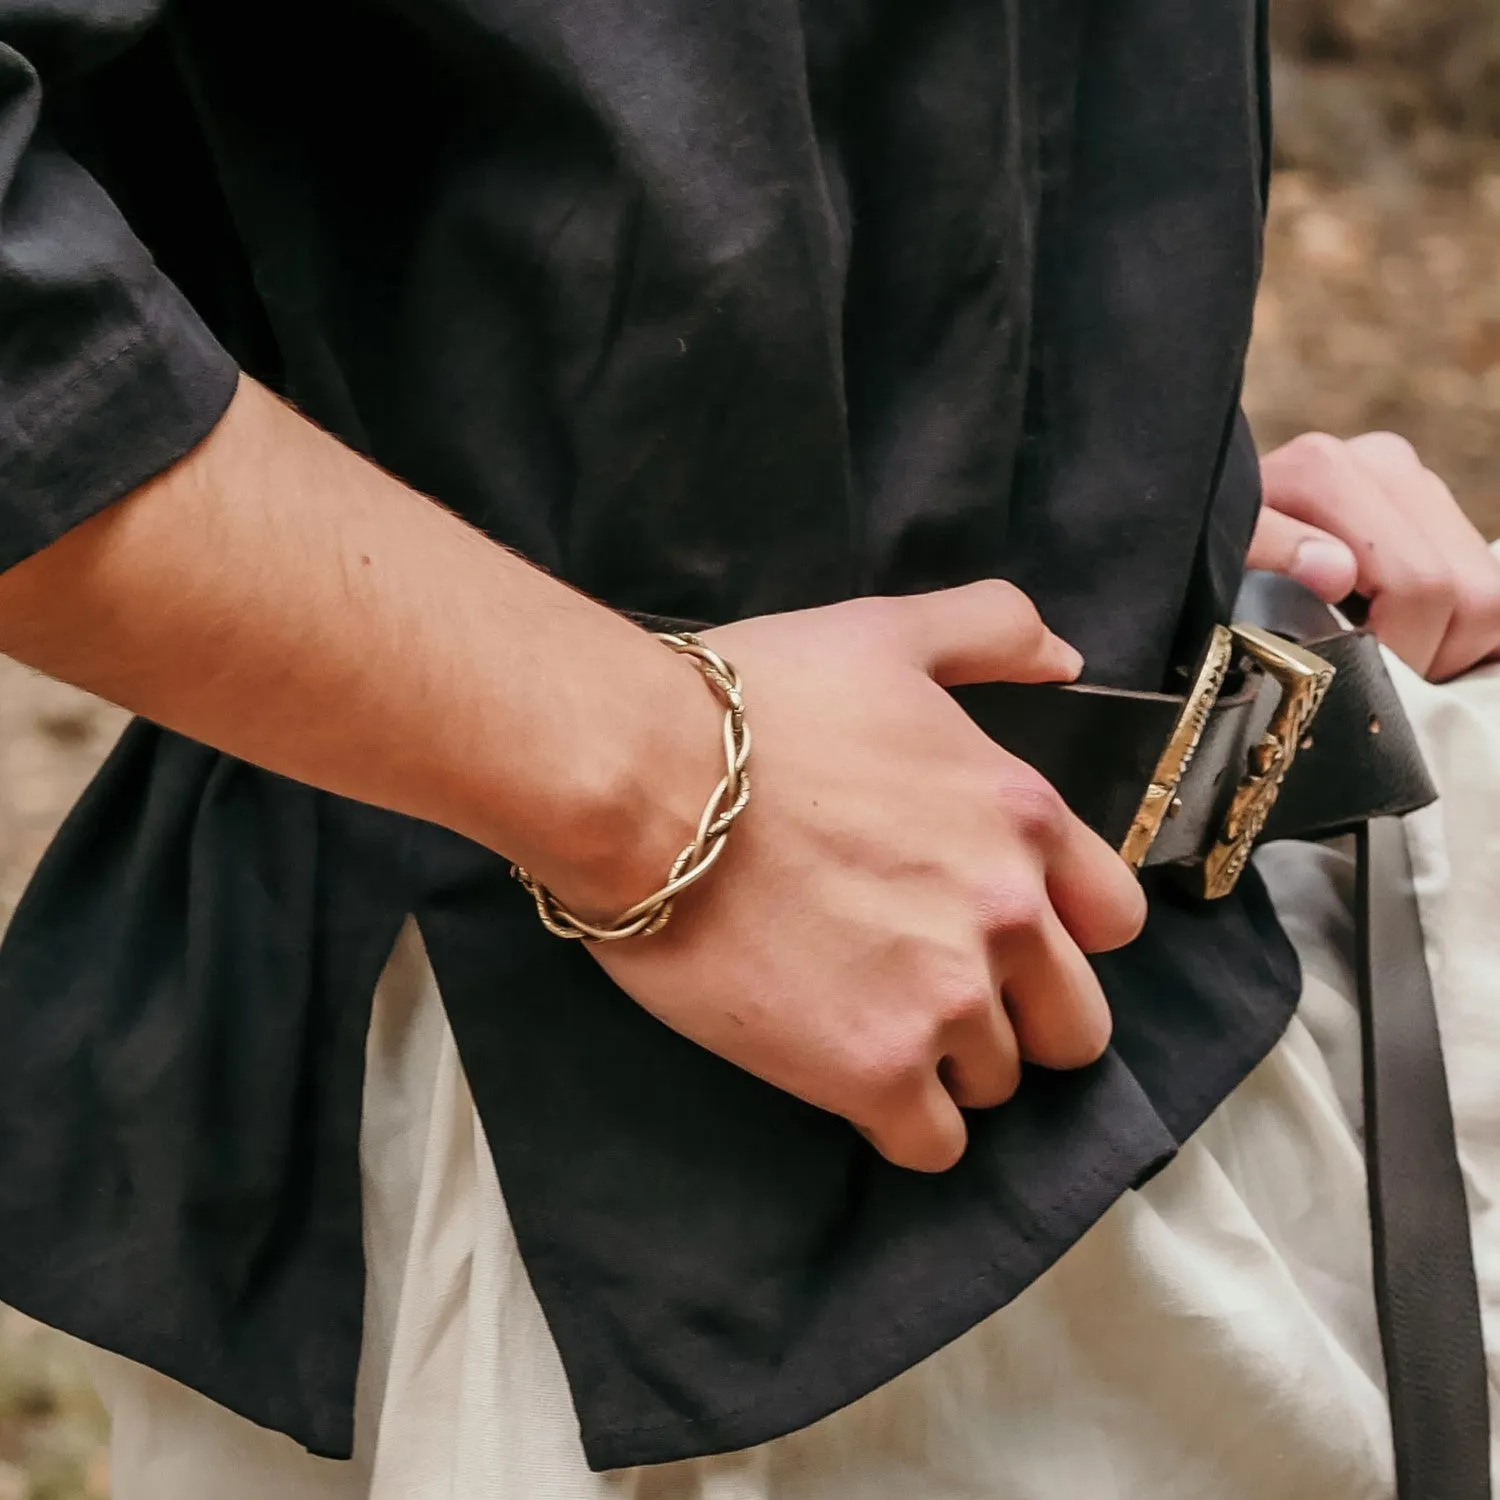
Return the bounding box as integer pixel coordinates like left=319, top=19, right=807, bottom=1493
left=89, top=642, right=1500, bottom=1500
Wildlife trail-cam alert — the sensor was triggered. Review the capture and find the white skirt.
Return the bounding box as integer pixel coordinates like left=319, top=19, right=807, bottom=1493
left=88, top=645, right=1500, bottom=1500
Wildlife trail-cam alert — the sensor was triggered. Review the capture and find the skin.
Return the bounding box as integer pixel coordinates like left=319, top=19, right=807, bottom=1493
left=603, top=589, right=1143, bottom=1170
left=1250, top=431, right=1500, bottom=682
left=3, top=377, right=1475, bottom=1171
left=0, top=376, right=1146, bottom=1175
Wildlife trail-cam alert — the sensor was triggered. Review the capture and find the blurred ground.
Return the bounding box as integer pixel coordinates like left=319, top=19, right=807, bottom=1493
left=1249, top=0, right=1500, bottom=535
left=4, top=8, right=1500, bottom=1494
left=0, top=1304, right=110, bottom=1500
left=1246, top=163, right=1500, bottom=536
left=0, top=667, right=123, bottom=1500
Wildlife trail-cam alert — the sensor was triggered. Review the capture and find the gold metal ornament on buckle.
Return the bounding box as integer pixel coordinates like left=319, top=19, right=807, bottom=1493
left=1120, top=623, right=1336, bottom=898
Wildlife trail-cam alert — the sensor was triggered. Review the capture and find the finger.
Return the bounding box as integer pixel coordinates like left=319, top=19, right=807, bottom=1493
left=1428, top=558, right=1500, bottom=682
left=1343, top=436, right=1500, bottom=681
left=1003, top=768, right=1145, bottom=953
left=937, top=998, right=1022, bottom=1111
left=1245, top=506, right=1358, bottom=602
left=1345, top=434, right=1479, bottom=563
left=1261, top=435, right=1453, bottom=674
left=1361, top=564, right=1452, bottom=680
left=996, top=908, right=1114, bottom=1070
left=897, top=578, right=1085, bottom=687
left=979, top=755, right=1146, bottom=953
left=857, top=1074, right=970, bottom=1173
left=1048, top=823, right=1147, bottom=955
left=1342, top=430, right=1424, bottom=479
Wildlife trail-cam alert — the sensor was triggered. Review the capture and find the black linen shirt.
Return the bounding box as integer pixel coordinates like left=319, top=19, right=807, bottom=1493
left=0, top=0, right=1297, bottom=1473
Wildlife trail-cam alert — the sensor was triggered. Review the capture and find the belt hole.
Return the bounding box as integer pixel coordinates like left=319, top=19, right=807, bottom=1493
left=1368, top=714, right=1382, bottom=735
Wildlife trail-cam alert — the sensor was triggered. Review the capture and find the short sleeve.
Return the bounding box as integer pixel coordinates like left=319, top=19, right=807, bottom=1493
left=0, top=7, right=239, bottom=576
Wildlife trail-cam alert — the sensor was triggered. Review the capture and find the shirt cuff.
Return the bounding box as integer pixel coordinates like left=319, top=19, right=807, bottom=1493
left=0, top=275, right=240, bottom=575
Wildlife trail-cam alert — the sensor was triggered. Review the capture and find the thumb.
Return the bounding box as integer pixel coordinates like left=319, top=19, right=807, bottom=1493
left=1246, top=507, right=1359, bottom=603
left=897, top=579, right=1085, bottom=687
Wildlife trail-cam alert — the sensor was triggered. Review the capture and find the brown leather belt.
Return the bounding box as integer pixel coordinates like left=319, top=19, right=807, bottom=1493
left=955, top=571, right=1490, bottom=1500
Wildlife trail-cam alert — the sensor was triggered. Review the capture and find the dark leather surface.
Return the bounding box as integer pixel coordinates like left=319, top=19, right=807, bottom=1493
left=651, top=579, right=1485, bottom=1500
left=955, top=574, right=1487, bottom=1500
left=948, top=677, right=1194, bottom=851
left=949, top=626, right=1436, bottom=869
left=1358, top=818, right=1491, bottom=1500
left=641, top=581, right=1440, bottom=873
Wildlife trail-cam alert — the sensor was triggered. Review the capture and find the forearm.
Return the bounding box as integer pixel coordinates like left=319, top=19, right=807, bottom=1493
left=0, top=376, right=716, bottom=910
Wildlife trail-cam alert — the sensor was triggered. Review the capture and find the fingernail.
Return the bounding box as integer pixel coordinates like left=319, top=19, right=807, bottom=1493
left=1292, top=538, right=1356, bottom=601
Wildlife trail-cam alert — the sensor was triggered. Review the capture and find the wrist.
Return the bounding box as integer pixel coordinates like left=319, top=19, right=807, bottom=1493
left=513, top=633, right=750, bottom=940
left=462, top=619, right=726, bottom=919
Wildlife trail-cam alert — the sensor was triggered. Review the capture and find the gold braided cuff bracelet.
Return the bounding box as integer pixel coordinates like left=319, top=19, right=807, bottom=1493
left=510, top=632, right=751, bottom=941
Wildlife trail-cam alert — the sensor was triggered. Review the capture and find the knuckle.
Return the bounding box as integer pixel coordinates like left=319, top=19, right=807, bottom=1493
left=1389, top=557, right=1454, bottom=607
left=993, top=1061, right=1023, bottom=1104
left=974, top=875, right=1049, bottom=938
left=1066, top=1007, right=1114, bottom=1066
left=1284, top=431, right=1348, bottom=479
left=851, top=1079, right=968, bottom=1172
left=850, top=1032, right=931, bottom=1107
left=1031, top=993, right=1114, bottom=1069
left=855, top=592, right=913, bottom=646
left=1472, top=564, right=1500, bottom=619
left=1352, top=431, right=1422, bottom=471
left=1101, top=876, right=1149, bottom=949
left=934, top=976, right=996, bottom=1032
left=1453, top=573, right=1500, bottom=633
left=998, top=772, right=1068, bottom=843
left=974, top=577, right=1044, bottom=634
left=883, top=1127, right=965, bottom=1175
left=920, top=1131, right=968, bottom=1174
left=963, top=1056, right=1023, bottom=1110
left=971, top=576, right=1027, bottom=609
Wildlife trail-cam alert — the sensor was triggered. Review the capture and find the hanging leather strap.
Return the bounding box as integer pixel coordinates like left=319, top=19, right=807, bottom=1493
left=950, top=581, right=1492, bottom=1497
left=641, top=585, right=1492, bottom=1492
left=1358, top=817, right=1491, bottom=1500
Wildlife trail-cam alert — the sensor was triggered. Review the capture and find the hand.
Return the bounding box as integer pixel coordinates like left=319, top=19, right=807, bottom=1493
left=586, top=581, right=1147, bottom=1174
left=1249, top=431, right=1500, bottom=681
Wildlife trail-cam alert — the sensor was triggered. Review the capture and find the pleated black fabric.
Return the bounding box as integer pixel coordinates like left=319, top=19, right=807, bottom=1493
left=0, top=0, right=1297, bottom=1471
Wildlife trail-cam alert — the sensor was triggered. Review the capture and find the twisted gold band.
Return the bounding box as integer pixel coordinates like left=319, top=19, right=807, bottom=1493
left=511, top=633, right=751, bottom=941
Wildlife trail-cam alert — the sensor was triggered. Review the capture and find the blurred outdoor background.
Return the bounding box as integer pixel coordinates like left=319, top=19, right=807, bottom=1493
left=3, top=2, right=1500, bottom=1494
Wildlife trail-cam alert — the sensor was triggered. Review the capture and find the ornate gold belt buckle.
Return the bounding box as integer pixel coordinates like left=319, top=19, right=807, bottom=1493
left=1120, top=623, right=1336, bottom=898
